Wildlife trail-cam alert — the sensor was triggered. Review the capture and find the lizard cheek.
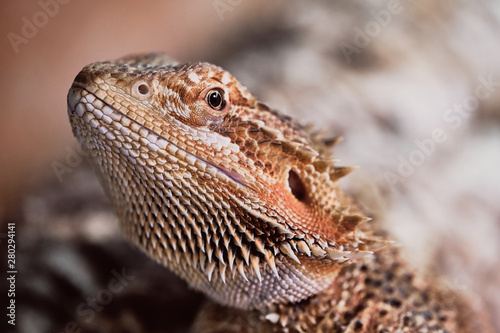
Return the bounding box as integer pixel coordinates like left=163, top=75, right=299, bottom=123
left=187, top=103, right=227, bottom=127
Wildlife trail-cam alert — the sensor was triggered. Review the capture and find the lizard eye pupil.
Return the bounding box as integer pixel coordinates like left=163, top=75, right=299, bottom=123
left=206, top=89, right=226, bottom=111
left=137, top=83, right=149, bottom=95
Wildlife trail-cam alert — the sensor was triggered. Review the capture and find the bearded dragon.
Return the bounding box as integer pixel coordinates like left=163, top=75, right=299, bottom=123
left=67, top=53, right=492, bottom=332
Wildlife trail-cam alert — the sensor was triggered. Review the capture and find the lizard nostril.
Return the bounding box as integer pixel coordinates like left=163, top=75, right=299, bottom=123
left=288, top=170, right=307, bottom=202
left=131, top=81, right=152, bottom=99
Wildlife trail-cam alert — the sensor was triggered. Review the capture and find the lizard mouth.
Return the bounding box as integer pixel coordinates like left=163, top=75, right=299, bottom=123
left=68, top=86, right=247, bottom=188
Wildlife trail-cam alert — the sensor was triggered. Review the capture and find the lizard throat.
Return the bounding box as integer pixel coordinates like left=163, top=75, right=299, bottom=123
left=68, top=86, right=247, bottom=189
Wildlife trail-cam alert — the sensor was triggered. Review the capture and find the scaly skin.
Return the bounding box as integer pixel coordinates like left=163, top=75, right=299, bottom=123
left=67, top=53, right=491, bottom=332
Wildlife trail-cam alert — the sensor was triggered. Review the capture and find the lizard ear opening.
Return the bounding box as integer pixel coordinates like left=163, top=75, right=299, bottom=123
left=288, top=170, right=307, bottom=202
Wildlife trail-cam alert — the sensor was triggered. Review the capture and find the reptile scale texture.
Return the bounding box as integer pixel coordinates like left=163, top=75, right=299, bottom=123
left=67, top=53, right=492, bottom=332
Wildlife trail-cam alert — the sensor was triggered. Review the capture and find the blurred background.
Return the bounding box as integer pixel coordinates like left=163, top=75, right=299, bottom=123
left=1, top=0, right=499, bottom=332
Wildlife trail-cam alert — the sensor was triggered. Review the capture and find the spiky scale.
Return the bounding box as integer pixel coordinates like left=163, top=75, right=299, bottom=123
left=329, top=166, right=357, bottom=182
left=276, top=225, right=295, bottom=236
left=312, top=159, right=333, bottom=173
left=254, top=237, right=266, bottom=255
left=340, top=214, right=371, bottom=232
left=310, top=244, right=326, bottom=257
left=281, top=141, right=301, bottom=154
left=219, top=261, right=227, bottom=284
left=280, top=243, right=300, bottom=264
left=343, top=251, right=373, bottom=260
left=325, top=248, right=346, bottom=260
left=227, top=249, right=235, bottom=271
left=206, top=245, right=214, bottom=263
left=215, top=247, right=225, bottom=265
left=206, top=261, right=216, bottom=282
left=240, top=245, right=250, bottom=265
left=250, top=255, right=262, bottom=282
left=236, top=259, right=249, bottom=282
left=296, top=240, right=311, bottom=256
left=265, top=249, right=279, bottom=278
left=296, top=148, right=319, bottom=163
left=260, top=125, right=284, bottom=140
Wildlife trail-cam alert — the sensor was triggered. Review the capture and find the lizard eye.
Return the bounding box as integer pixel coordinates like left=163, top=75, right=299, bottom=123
left=131, top=81, right=152, bottom=99
left=205, top=88, right=226, bottom=111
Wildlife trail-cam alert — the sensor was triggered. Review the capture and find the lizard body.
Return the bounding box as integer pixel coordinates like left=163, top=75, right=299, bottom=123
left=67, top=53, right=491, bottom=332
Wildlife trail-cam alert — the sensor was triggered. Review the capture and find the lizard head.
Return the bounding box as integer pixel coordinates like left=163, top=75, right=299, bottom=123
left=68, top=53, right=379, bottom=310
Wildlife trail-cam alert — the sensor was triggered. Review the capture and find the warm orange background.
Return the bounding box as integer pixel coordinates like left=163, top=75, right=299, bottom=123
left=0, top=0, right=282, bottom=220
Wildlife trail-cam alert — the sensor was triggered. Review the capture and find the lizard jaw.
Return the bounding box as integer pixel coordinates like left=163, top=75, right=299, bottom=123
left=68, top=85, right=247, bottom=190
